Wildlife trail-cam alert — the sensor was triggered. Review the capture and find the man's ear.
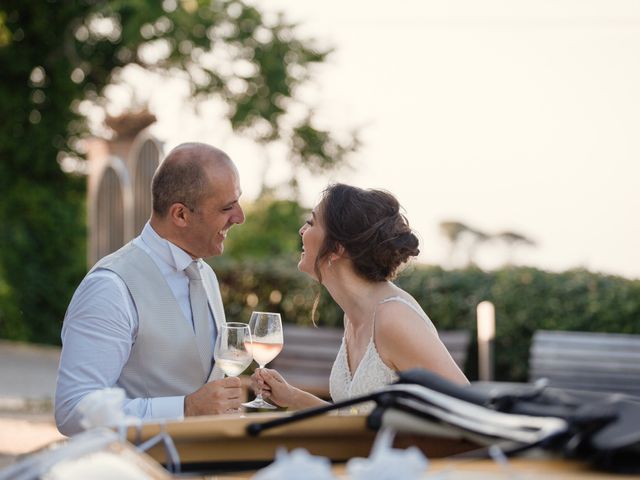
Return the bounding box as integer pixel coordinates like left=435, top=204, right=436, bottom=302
left=168, top=203, right=190, bottom=227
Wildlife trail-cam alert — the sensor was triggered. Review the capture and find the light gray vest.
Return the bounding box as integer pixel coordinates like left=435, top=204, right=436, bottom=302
left=93, top=243, right=225, bottom=399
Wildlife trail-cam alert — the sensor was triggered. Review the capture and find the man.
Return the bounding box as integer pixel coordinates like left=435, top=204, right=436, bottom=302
left=55, top=143, right=245, bottom=435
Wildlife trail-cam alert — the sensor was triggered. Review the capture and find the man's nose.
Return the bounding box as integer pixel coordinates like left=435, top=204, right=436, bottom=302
left=234, top=205, right=245, bottom=225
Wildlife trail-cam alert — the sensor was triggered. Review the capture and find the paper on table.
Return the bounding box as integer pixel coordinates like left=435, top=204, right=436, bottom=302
left=346, top=427, right=429, bottom=480
left=251, top=447, right=337, bottom=480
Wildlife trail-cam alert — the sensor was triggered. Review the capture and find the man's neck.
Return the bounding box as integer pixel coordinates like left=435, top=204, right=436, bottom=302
left=149, top=215, right=197, bottom=259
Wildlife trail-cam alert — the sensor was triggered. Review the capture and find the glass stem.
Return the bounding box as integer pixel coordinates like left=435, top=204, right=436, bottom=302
left=256, top=364, right=265, bottom=399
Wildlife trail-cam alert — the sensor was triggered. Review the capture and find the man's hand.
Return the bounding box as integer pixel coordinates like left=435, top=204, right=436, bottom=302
left=184, top=376, right=242, bottom=416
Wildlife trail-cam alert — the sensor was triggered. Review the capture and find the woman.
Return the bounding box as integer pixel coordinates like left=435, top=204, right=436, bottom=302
left=252, top=184, right=468, bottom=411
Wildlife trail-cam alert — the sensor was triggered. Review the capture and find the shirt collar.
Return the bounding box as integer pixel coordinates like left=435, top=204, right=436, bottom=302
left=140, top=222, right=198, bottom=273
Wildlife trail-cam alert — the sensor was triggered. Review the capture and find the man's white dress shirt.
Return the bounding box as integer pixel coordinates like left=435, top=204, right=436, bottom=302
left=55, top=223, right=217, bottom=435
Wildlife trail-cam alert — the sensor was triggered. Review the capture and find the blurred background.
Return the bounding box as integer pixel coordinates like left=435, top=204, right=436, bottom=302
left=1, top=0, right=640, bottom=388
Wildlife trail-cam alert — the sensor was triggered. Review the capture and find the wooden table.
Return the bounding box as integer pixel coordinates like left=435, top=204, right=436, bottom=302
left=213, top=458, right=639, bottom=479
left=125, top=411, right=478, bottom=472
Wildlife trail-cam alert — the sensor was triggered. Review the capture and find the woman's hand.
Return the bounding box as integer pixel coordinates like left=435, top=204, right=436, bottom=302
left=250, top=368, right=297, bottom=408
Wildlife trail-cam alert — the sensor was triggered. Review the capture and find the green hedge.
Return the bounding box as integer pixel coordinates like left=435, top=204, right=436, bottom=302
left=210, top=256, right=640, bottom=382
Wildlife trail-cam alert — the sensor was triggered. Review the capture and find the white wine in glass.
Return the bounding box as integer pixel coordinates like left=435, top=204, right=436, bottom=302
left=214, top=322, right=253, bottom=378
left=242, top=312, right=283, bottom=409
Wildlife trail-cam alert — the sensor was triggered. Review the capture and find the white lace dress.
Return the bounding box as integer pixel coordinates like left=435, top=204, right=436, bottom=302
left=329, top=296, right=437, bottom=413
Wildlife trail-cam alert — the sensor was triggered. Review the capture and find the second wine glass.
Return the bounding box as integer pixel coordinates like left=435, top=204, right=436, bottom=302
left=242, top=311, right=283, bottom=409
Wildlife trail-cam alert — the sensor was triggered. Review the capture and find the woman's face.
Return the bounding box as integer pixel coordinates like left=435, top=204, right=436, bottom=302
left=298, top=206, right=326, bottom=280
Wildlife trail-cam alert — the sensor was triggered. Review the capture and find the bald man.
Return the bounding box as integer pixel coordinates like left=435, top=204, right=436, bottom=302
left=55, top=143, right=245, bottom=435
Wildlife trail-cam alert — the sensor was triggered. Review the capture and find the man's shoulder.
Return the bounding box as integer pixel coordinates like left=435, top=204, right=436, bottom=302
left=78, top=268, right=126, bottom=294
left=66, top=269, right=131, bottom=324
left=92, top=243, right=156, bottom=275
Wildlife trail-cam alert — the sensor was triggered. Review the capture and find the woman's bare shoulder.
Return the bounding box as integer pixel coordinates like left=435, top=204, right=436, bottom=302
left=374, top=297, right=437, bottom=343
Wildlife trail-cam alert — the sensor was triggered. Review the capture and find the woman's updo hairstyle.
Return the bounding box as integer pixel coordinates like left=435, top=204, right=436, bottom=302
left=315, top=184, right=420, bottom=282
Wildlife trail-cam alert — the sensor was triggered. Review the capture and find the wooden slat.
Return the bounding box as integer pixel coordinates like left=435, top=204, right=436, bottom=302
left=440, top=330, right=470, bottom=369
left=534, top=330, right=640, bottom=347
left=284, top=326, right=343, bottom=342
left=529, top=330, right=640, bottom=396
left=531, top=358, right=640, bottom=375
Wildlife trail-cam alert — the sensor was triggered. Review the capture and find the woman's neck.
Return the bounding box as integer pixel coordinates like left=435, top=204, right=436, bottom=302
left=323, top=268, right=394, bottom=329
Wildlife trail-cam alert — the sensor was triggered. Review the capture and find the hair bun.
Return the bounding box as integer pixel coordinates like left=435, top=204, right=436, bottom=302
left=369, top=220, right=420, bottom=279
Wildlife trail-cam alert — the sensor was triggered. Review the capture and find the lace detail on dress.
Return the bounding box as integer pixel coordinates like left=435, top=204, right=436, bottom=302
left=329, top=337, right=398, bottom=412
left=329, top=295, right=434, bottom=413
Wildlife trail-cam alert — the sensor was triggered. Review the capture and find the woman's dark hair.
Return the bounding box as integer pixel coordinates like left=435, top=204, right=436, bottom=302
left=314, top=183, right=420, bottom=282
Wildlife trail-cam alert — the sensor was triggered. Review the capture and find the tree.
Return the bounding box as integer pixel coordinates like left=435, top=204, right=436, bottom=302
left=439, top=220, right=490, bottom=268
left=495, top=231, right=536, bottom=266
left=0, top=1, right=357, bottom=343
left=439, top=221, right=469, bottom=267
left=439, top=220, right=537, bottom=269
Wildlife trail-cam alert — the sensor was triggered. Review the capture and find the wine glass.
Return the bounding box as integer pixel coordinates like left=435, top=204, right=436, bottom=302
left=214, top=322, right=253, bottom=378
left=242, top=312, right=284, bottom=409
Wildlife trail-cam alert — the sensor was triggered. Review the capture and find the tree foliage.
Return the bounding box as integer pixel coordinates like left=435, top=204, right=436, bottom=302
left=223, top=194, right=306, bottom=261
left=0, top=0, right=357, bottom=343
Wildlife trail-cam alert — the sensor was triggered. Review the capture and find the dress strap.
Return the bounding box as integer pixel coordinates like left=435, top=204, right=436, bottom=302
left=377, top=296, right=428, bottom=320
left=374, top=295, right=437, bottom=334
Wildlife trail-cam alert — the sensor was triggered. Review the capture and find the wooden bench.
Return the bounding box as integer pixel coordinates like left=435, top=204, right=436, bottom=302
left=270, top=325, right=470, bottom=399
left=529, top=330, right=640, bottom=397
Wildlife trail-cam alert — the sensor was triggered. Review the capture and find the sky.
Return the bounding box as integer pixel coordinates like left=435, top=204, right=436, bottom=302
left=107, top=0, right=640, bottom=279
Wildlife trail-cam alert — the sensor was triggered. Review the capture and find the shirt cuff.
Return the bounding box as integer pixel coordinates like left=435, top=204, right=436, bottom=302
left=150, top=396, right=185, bottom=421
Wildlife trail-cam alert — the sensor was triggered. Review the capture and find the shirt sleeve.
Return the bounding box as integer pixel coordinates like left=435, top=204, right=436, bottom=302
left=54, top=270, right=185, bottom=435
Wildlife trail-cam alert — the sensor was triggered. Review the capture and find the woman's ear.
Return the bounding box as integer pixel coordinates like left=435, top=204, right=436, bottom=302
left=333, top=244, right=346, bottom=260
